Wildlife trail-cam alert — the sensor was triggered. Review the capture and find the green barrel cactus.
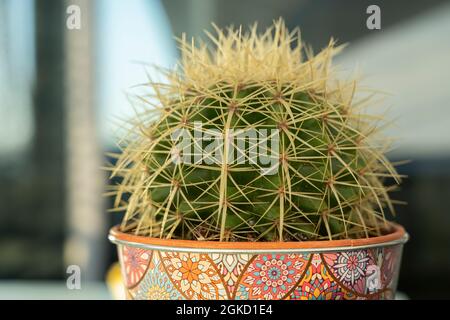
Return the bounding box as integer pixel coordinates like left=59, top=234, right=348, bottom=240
left=109, top=20, right=400, bottom=242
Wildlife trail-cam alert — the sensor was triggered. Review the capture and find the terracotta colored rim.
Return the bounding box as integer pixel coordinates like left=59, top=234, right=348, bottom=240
left=109, top=223, right=408, bottom=254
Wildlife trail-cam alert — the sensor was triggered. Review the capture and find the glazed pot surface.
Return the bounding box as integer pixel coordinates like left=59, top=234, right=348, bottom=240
left=109, top=224, right=407, bottom=300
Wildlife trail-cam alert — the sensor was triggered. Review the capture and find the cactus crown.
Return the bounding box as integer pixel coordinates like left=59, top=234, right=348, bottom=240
left=109, top=19, right=400, bottom=242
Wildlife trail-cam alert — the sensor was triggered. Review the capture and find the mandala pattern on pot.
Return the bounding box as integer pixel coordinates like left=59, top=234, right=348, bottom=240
left=235, top=253, right=309, bottom=300
left=209, top=253, right=251, bottom=299
left=322, top=249, right=376, bottom=295
left=289, top=254, right=354, bottom=300
left=117, top=244, right=403, bottom=300
left=160, top=251, right=227, bottom=300
left=131, top=253, right=183, bottom=300
left=118, top=245, right=152, bottom=288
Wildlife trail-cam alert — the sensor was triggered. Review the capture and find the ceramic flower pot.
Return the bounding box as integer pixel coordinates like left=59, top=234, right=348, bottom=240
left=109, top=223, right=408, bottom=300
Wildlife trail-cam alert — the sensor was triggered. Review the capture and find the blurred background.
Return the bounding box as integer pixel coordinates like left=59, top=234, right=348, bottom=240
left=0, top=0, right=449, bottom=299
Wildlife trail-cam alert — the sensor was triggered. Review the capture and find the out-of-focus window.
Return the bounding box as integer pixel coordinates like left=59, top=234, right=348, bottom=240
left=95, top=0, right=177, bottom=148
left=64, top=0, right=178, bottom=280
left=337, top=2, right=450, bottom=159
left=0, top=0, right=35, bottom=161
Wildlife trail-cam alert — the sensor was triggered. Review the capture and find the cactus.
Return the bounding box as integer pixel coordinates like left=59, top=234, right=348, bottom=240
left=109, top=20, right=401, bottom=242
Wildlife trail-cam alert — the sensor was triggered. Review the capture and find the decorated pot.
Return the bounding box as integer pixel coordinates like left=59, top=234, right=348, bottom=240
left=109, top=223, right=408, bottom=300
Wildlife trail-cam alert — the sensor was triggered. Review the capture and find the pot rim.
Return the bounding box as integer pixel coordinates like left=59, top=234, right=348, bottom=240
left=109, top=222, right=408, bottom=254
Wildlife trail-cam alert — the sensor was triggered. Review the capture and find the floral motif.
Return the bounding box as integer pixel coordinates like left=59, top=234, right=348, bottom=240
left=323, top=250, right=375, bottom=294
left=160, top=252, right=227, bottom=300
left=209, top=253, right=251, bottom=298
left=236, top=254, right=309, bottom=300
left=132, top=254, right=183, bottom=300
left=119, top=245, right=152, bottom=288
left=290, top=254, right=353, bottom=300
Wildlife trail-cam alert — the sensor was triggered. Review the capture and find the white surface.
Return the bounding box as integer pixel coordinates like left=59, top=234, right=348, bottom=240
left=0, top=281, right=111, bottom=300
